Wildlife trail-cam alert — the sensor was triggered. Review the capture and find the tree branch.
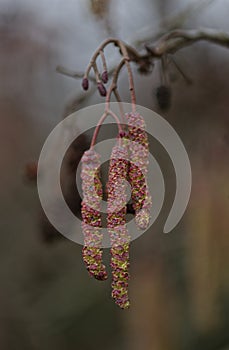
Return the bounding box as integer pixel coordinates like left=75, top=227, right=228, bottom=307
left=149, top=28, right=229, bottom=56
left=57, top=27, right=229, bottom=112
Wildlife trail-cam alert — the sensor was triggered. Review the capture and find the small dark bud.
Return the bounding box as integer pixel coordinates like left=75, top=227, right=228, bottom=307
left=137, top=61, right=153, bottom=75
left=119, top=131, right=127, bottom=138
left=97, top=82, right=107, bottom=97
left=101, top=71, right=108, bottom=84
left=156, top=85, right=171, bottom=111
left=82, top=77, right=89, bottom=91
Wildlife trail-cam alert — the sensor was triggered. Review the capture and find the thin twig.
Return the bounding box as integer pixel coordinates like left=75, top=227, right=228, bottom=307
left=117, top=40, right=137, bottom=112
left=105, top=58, right=125, bottom=107
left=92, top=62, right=101, bottom=83
left=90, top=110, right=122, bottom=148
left=113, top=89, right=125, bottom=122
left=58, top=27, right=229, bottom=116
left=150, top=28, right=229, bottom=57
left=132, top=0, right=220, bottom=46
left=99, top=49, right=108, bottom=73
left=105, top=58, right=125, bottom=117
left=84, top=38, right=119, bottom=78
left=56, top=65, right=95, bottom=82
left=168, top=56, right=192, bottom=85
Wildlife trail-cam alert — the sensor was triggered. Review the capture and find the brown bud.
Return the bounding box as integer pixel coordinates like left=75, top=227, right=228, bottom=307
left=101, top=71, right=108, bottom=84
left=82, top=77, right=89, bottom=91
left=97, top=82, right=107, bottom=97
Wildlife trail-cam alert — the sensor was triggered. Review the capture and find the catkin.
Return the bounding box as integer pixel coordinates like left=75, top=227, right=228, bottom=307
left=81, top=149, right=107, bottom=281
left=107, top=139, right=130, bottom=309
left=126, top=112, right=152, bottom=230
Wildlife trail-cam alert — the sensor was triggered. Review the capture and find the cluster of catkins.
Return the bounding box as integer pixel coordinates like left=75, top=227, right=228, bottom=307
left=80, top=112, right=152, bottom=309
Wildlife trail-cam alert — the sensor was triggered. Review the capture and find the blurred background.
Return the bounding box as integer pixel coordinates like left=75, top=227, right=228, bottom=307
left=0, top=0, right=229, bottom=349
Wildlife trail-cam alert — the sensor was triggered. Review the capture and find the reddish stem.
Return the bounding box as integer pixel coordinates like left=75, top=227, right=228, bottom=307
left=90, top=110, right=122, bottom=149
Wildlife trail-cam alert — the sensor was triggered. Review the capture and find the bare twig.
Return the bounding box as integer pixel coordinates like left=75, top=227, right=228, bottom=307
left=99, top=49, right=108, bottom=73
left=150, top=28, right=229, bottom=56
left=168, top=56, right=192, bottom=85
left=133, top=0, right=220, bottom=46
left=80, top=38, right=137, bottom=110
left=90, top=109, right=123, bottom=148
left=56, top=65, right=96, bottom=82
left=105, top=58, right=125, bottom=118
left=58, top=27, right=229, bottom=115
left=62, top=29, right=229, bottom=83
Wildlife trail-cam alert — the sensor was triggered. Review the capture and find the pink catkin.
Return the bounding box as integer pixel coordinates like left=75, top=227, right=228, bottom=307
left=126, top=112, right=152, bottom=230
left=81, top=149, right=107, bottom=281
left=107, top=139, right=131, bottom=309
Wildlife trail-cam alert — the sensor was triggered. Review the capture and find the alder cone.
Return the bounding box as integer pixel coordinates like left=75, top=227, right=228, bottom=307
left=156, top=85, right=171, bottom=111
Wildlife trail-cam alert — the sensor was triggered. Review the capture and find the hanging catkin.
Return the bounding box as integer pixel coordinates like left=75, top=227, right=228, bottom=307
left=107, top=138, right=130, bottom=309
left=126, top=112, right=152, bottom=230
left=81, top=149, right=107, bottom=281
